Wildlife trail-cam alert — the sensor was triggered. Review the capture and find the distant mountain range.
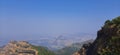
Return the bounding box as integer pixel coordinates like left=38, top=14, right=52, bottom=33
left=0, top=33, right=96, bottom=51
left=27, top=33, right=96, bottom=50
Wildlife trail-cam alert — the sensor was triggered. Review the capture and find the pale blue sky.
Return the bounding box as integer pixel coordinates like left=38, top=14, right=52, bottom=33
left=0, top=0, right=120, bottom=40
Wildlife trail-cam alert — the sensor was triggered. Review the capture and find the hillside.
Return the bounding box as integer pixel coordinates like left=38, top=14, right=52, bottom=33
left=87, top=16, right=120, bottom=55
left=55, top=39, right=94, bottom=55
left=73, top=16, right=120, bottom=55
left=0, top=41, right=55, bottom=55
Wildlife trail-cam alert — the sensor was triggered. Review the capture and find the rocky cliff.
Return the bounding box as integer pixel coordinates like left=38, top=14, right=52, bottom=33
left=0, top=41, right=55, bottom=55
left=87, top=16, right=120, bottom=55
left=73, top=16, right=120, bottom=55
left=0, top=41, right=37, bottom=55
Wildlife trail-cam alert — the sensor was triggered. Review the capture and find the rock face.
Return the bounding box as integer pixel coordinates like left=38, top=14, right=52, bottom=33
left=0, top=41, right=38, bottom=55
left=73, top=16, right=120, bottom=55
left=87, top=16, right=120, bottom=55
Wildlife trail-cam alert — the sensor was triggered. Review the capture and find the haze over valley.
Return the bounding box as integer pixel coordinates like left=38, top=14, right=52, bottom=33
left=0, top=0, right=120, bottom=55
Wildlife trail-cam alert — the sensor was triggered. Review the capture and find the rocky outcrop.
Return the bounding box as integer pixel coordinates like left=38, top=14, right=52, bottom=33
left=0, top=41, right=38, bottom=55
left=73, top=16, right=120, bottom=55
left=86, top=16, right=120, bottom=55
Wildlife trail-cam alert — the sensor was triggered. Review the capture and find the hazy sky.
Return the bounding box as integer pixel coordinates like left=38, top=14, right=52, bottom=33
left=0, top=0, right=120, bottom=40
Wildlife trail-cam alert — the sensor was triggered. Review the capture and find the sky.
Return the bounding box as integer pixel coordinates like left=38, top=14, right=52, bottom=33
left=0, top=0, right=120, bottom=40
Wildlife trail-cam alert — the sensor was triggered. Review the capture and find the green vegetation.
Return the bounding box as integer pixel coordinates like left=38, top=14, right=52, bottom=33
left=98, top=16, right=120, bottom=55
left=112, top=16, right=120, bottom=25
left=104, top=16, right=120, bottom=28
left=98, top=36, right=120, bottom=55
left=32, top=45, right=55, bottom=55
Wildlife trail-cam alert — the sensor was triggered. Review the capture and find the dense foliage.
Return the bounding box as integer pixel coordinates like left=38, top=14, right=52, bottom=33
left=98, top=37, right=120, bottom=55
left=104, top=16, right=120, bottom=28
left=98, top=16, right=120, bottom=55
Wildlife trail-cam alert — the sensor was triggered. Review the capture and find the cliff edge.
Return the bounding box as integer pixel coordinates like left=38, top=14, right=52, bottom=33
left=73, top=16, right=120, bottom=55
